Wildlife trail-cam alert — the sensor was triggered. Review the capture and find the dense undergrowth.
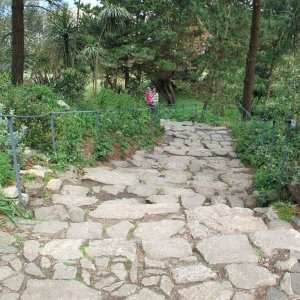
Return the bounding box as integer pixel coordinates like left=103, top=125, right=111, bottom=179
left=0, top=74, right=299, bottom=210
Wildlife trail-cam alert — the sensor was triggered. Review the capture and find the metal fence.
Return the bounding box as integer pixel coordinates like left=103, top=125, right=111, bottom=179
left=1, top=102, right=297, bottom=207
left=0, top=103, right=205, bottom=206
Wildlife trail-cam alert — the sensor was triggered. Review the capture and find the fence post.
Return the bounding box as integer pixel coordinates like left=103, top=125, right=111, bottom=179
left=7, top=116, right=23, bottom=206
left=50, top=113, right=56, bottom=152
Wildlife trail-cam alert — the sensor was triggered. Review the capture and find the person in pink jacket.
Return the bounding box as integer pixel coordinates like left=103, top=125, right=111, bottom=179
left=145, top=87, right=152, bottom=106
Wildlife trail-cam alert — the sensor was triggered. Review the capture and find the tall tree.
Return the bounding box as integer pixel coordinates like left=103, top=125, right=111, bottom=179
left=11, top=0, right=24, bottom=85
left=242, top=0, right=261, bottom=119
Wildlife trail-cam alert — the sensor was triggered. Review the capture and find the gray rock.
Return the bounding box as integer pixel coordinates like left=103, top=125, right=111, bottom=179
left=9, top=258, right=22, bottom=271
left=178, top=281, right=234, bottom=300
left=86, top=239, right=136, bottom=261
left=24, top=182, right=44, bottom=197
left=196, top=234, right=257, bottom=264
left=160, top=276, right=174, bottom=296
left=112, top=284, right=138, bottom=297
left=89, top=200, right=179, bottom=219
left=2, top=186, right=18, bottom=198
left=35, top=205, right=70, bottom=221
left=0, top=232, right=16, bottom=245
left=266, top=206, right=279, bottom=221
left=111, top=263, right=127, bottom=280
left=2, top=274, right=24, bottom=291
left=83, top=168, right=139, bottom=185
left=211, top=195, right=226, bottom=205
left=187, top=204, right=266, bottom=239
left=0, top=266, right=14, bottom=280
left=267, top=220, right=293, bottom=230
left=290, top=181, right=300, bottom=204
left=52, top=194, right=98, bottom=207
left=102, top=281, right=124, bottom=292
left=181, top=193, right=206, bottom=209
left=0, top=293, right=19, bottom=300
left=144, top=258, right=165, bottom=268
left=162, top=170, right=192, bottom=184
left=142, top=276, right=160, bottom=286
left=227, top=195, right=244, bottom=208
left=25, top=263, right=45, bottom=277
left=66, top=221, right=103, bottom=239
left=280, top=273, right=296, bottom=296
left=142, top=238, right=192, bottom=260
left=249, top=229, right=300, bottom=256
left=233, top=292, right=254, bottom=300
left=1, top=254, right=16, bottom=261
left=40, top=257, right=51, bottom=269
left=127, top=288, right=165, bottom=300
left=94, top=276, right=117, bottom=290
left=68, top=206, right=85, bottom=222
left=127, top=184, right=158, bottom=197
left=40, top=239, right=83, bottom=260
left=61, top=185, right=89, bottom=196
left=266, top=287, right=288, bottom=300
left=172, top=264, right=217, bottom=284
left=102, top=185, right=126, bottom=195
left=95, top=257, right=110, bottom=269
left=81, top=258, right=95, bottom=270
left=147, top=194, right=178, bottom=203
left=21, top=279, right=102, bottom=300
left=134, top=220, right=185, bottom=240
left=291, top=273, right=300, bottom=295
left=53, top=263, right=77, bottom=279
left=130, top=261, right=138, bottom=283
left=23, top=240, right=40, bottom=262
left=33, top=220, right=68, bottom=234
left=46, top=179, right=62, bottom=191
left=106, top=221, right=134, bottom=238
left=225, top=263, right=278, bottom=289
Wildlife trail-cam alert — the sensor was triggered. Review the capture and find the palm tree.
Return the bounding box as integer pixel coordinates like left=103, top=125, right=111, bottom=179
left=48, top=6, right=78, bottom=68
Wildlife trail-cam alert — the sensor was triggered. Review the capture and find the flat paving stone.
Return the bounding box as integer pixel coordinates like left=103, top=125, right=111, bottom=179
left=106, top=221, right=134, bottom=238
left=86, top=239, right=136, bottom=261
left=226, top=263, right=278, bottom=289
left=0, top=266, right=14, bottom=280
left=40, top=239, right=83, bottom=260
left=187, top=204, right=266, bottom=239
left=83, top=168, right=139, bottom=185
left=147, top=194, right=178, bottom=203
left=21, top=279, right=102, bottom=300
left=23, top=240, right=40, bottom=262
left=181, top=192, right=206, bottom=209
left=89, top=200, right=179, bottom=219
left=34, top=205, right=69, bottom=221
left=52, top=194, right=98, bottom=207
left=33, top=220, right=69, bottom=234
left=127, top=288, right=165, bottom=300
left=134, top=220, right=185, bottom=240
left=196, top=234, right=257, bottom=264
left=178, top=281, right=234, bottom=300
left=249, top=229, right=300, bottom=256
left=66, top=221, right=103, bottom=239
left=172, top=264, right=217, bottom=284
left=142, top=238, right=192, bottom=260
left=127, top=184, right=158, bottom=197
left=2, top=274, right=24, bottom=291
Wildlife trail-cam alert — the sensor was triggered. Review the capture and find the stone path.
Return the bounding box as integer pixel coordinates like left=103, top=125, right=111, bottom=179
left=1, top=120, right=300, bottom=300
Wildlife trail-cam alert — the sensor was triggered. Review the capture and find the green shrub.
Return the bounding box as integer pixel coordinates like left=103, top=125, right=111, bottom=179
left=0, top=192, right=31, bottom=223
left=51, top=68, right=88, bottom=101
left=272, top=201, right=293, bottom=221
left=0, top=152, right=14, bottom=186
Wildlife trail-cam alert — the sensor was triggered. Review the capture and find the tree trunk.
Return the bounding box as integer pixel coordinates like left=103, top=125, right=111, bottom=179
left=156, top=79, right=176, bottom=105
left=124, top=66, right=129, bottom=89
left=242, top=0, right=261, bottom=120
left=11, top=0, right=24, bottom=85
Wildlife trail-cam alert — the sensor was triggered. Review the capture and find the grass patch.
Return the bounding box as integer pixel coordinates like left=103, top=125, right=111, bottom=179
left=79, top=242, right=92, bottom=260
left=0, top=192, right=31, bottom=224
left=14, top=234, right=27, bottom=245
left=272, top=201, right=294, bottom=221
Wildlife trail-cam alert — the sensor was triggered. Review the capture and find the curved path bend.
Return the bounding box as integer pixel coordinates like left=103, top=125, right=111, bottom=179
left=1, top=120, right=300, bottom=300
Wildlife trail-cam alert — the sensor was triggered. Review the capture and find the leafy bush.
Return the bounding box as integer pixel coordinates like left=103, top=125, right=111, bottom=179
left=0, top=192, right=31, bottom=223
left=0, top=152, right=14, bottom=186
left=272, top=201, right=293, bottom=221
left=51, top=68, right=88, bottom=101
